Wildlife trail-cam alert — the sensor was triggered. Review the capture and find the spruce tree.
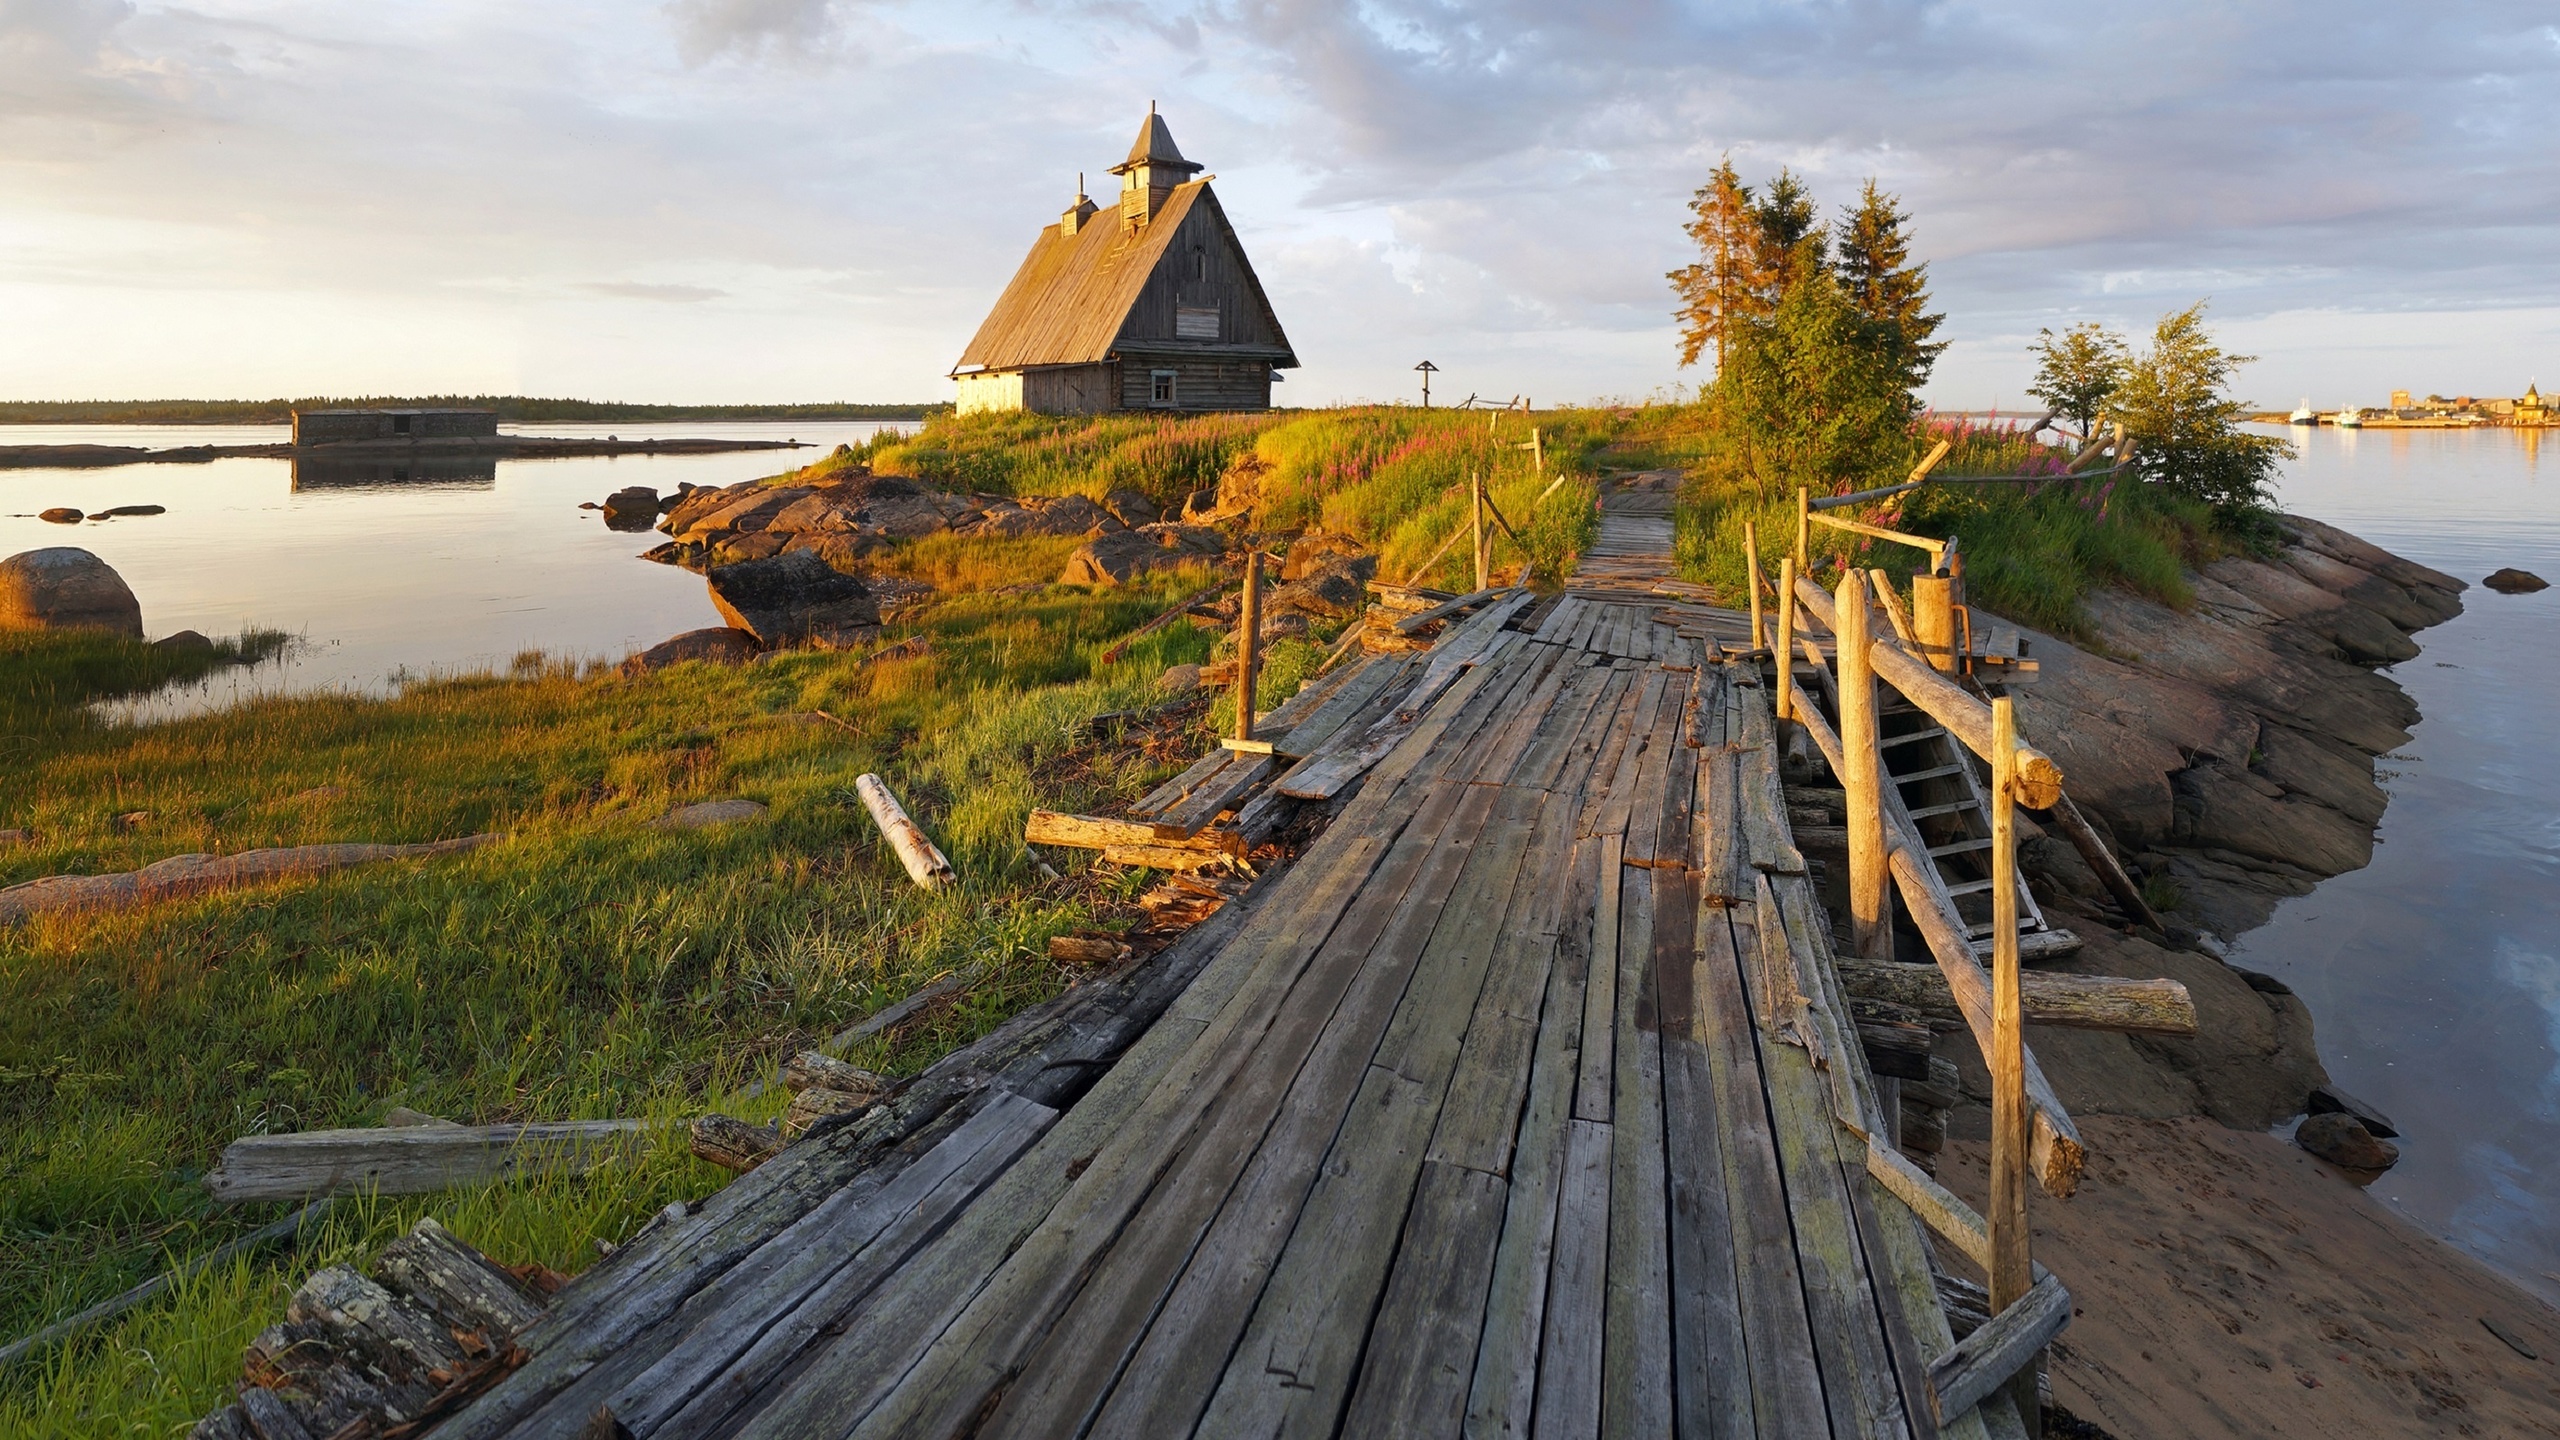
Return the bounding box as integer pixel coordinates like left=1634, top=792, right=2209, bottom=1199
left=1751, top=169, right=1827, bottom=300
left=1836, top=179, right=1946, bottom=389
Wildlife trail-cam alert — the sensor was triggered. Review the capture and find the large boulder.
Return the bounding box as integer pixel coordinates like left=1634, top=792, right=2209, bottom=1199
left=1282, top=532, right=1367, bottom=580
left=2485, top=567, right=2548, bottom=594
left=2295, top=1112, right=2399, bottom=1170
left=601, top=486, right=659, bottom=531
left=704, top=551, right=880, bottom=647
left=660, top=480, right=759, bottom=535
left=621, top=626, right=763, bottom=675
left=675, top=486, right=813, bottom=543
left=1058, top=524, right=1231, bottom=586
left=0, top=547, right=143, bottom=636
left=973, top=493, right=1116, bottom=538
left=1103, top=488, right=1162, bottom=527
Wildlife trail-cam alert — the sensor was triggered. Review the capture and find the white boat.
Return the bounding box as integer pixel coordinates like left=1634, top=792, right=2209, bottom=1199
left=2332, top=408, right=2364, bottom=428
left=2289, top=399, right=2317, bottom=425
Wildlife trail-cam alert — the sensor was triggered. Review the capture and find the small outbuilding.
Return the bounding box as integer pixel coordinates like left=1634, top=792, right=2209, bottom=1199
left=292, top=408, right=499, bottom=445
left=950, top=110, right=1298, bottom=415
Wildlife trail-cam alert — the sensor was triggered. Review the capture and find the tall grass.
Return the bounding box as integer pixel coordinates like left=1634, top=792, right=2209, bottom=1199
left=1665, top=408, right=2219, bottom=636
left=0, top=558, right=1227, bottom=1434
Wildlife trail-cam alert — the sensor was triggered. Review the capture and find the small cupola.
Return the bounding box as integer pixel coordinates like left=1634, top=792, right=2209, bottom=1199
left=1060, top=174, right=1098, bottom=237
left=1109, top=104, right=1204, bottom=228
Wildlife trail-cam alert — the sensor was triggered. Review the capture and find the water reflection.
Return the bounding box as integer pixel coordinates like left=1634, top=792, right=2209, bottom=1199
left=0, top=420, right=906, bottom=715
left=291, top=456, right=498, bottom=490
left=2240, top=423, right=2560, bottom=1306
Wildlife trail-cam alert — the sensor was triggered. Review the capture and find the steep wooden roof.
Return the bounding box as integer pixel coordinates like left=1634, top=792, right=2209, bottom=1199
left=952, top=182, right=1297, bottom=375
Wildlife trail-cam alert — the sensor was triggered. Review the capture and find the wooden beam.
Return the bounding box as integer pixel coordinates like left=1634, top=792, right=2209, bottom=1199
left=1793, top=575, right=2064, bottom=809
left=1745, top=521, right=1766, bottom=650
left=1929, top=1273, right=2071, bottom=1424
left=1808, top=510, right=1948, bottom=563
left=1393, top=584, right=1508, bottom=635
left=1773, top=557, right=1797, bottom=725
left=1024, top=810, right=1241, bottom=856
left=1864, top=1138, right=1986, bottom=1270
left=2037, top=791, right=2163, bottom=931
left=1885, top=833, right=2086, bottom=1198
left=1836, top=570, right=1890, bottom=959
left=206, top=1120, right=668, bottom=1203
left=1097, top=577, right=1233, bottom=665
left=1235, top=550, right=1262, bottom=744
left=1835, top=959, right=2196, bottom=1035
left=1989, top=696, right=2031, bottom=1318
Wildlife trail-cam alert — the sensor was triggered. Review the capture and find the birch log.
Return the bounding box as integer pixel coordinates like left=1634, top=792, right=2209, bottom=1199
left=854, top=773, right=954, bottom=890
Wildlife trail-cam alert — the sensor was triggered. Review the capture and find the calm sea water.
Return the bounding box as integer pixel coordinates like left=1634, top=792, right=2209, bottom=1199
left=2235, top=424, right=2560, bottom=1307
left=0, top=421, right=907, bottom=718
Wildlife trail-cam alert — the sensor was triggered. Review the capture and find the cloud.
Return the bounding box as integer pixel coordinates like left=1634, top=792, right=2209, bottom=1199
left=0, top=1, right=2556, bottom=402
left=576, top=280, right=729, bottom=303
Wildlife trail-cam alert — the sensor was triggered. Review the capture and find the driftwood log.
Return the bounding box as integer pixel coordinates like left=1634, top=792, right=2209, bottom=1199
left=0, top=835, right=498, bottom=923
left=1024, top=810, right=1244, bottom=859
left=1837, top=958, right=2196, bottom=1036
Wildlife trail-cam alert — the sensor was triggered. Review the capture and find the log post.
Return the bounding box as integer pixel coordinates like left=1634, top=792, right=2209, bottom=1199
left=1471, top=471, right=1489, bottom=592
left=1531, top=426, right=1544, bottom=473
left=1795, top=486, right=1811, bottom=571
left=1911, top=571, right=1956, bottom=673
left=1746, top=520, right=1766, bottom=651
left=1774, top=556, right=1797, bottom=727
left=1235, top=550, right=1263, bottom=743
left=1836, top=570, right=1889, bottom=959
left=1990, top=695, right=2039, bottom=1432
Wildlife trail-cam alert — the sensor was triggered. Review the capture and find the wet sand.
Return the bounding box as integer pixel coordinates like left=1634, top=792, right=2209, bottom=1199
left=1938, top=1115, right=2560, bottom=1437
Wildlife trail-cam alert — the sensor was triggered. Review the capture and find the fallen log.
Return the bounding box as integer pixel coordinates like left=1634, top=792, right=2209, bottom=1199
left=0, top=835, right=499, bottom=923
left=1099, top=843, right=1242, bottom=872
left=1024, top=809, right=1243, bottom=858
left=205, top=1119, right=668, bottom=1204
left=853, top=773, right=954, bottom=890
left=690, top=1115, right=782, bottom=1174
left=780, top=1052, right=889, bottom=1098
left=1837, top=958, right=2196, bottom=1036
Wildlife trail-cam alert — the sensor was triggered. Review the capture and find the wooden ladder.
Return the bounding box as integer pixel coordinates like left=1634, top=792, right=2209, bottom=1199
left=1875, top=693, right=2059, bottom=953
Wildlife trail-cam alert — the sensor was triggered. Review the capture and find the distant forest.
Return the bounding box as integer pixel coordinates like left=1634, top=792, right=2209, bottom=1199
left=0, top=397, right=947, bottom=424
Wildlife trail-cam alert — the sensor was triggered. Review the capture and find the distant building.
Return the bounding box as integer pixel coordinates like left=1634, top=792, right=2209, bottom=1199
left=292, top=408, right=499, bottom=445
left=950, top=110, right=1298, bottom=415
left=2521, top=382, right=2549, bottom=425
left=2391, top=389, right=2412, bottom=410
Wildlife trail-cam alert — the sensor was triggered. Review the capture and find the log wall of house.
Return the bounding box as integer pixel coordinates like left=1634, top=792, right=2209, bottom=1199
left=1117, top=353, right=1274, bottom=412
left=1114, top=198, right=1287, bottom=356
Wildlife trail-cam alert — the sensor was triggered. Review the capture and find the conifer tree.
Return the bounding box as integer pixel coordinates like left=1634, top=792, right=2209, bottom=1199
left=1836, top=179, right=1946, bottom=388
left=1751, top=169, right=1828, bottom=300
left=1669, top=159, right=1767, bottom=371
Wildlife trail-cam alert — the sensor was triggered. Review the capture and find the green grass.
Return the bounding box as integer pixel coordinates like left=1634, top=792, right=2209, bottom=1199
left=1653, top=409, right=2228, bottom=637
left=0, top=558, right=1233, bottom=1434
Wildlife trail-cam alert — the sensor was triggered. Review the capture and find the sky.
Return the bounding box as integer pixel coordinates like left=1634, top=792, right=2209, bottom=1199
left=3, top=0, right=2556, bottom=411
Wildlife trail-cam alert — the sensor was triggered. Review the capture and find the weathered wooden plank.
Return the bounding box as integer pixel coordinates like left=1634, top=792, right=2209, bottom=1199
left=1443, top=640, right=1572, bottom=787
left=1276, top=609, right=1532, bottom=800
left=1338, top=1161, right=1511, bottom=1439
left=957, top=784, right=1509, bottom=1440
left=1129, top=746, right=1238, bottom=820
left=737, top=789, right=1443, bottom=1439
left=1530, top=1118, right=1613, bottom=1437
left=1583, top=667, right=1670, bottom=843
left=1649, top=686, right=1702, bottom=872
left=630, top=1093, right=1058, bottom=1438
left=1698, top=906, right=1832, bottom=1435
left=1734, top=675, right=1809, bottom=877
left=1568, top=664, right=1649, bottom=833
left=205, top=1120, right=665, bottom=1203
left=1754, top=956, right=1915, bottom=1438
left=1661, top=900, right=1753, bottom=1440
left=1171, top=784, right=1552, bottom=1438
left=1601, top=866, right=1674, bottom=1437
left=1508, top=656, right=1622, bottom=796
left=1619, top=673, right=1680, bottom=868
left=1271, top=652, right=1409, bottom=760
left=1461, top=836, right=1599, bottom=1440
left=1838, top=959, right=2196, bottom=1035
left=1928, top=1274, right=2070, bottom=1424
left=1534, top=595, right=1584, bottom=644
left=1574, top=832, right=1626, bottom=1123
left=1154, top=753, right=1275, bottom=837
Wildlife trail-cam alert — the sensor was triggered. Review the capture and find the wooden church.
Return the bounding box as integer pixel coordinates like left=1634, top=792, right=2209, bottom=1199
left=950, top=110, right=1298, bottom=414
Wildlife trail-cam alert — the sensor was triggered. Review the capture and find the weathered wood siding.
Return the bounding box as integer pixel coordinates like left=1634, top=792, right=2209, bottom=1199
left=1024, top=364, right=1122, bottom=414
left=1118, top=354, right=1273, bottom=412
left=1113, top=196, right=1287, bottom=356
left=954, top=372, right=1023, bottom=416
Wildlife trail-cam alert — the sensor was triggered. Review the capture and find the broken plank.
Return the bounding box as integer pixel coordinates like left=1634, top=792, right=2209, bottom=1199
left=205, top=1121, right=667, bottom=1204
left=1530, top=1119, right=1614, bottom=1438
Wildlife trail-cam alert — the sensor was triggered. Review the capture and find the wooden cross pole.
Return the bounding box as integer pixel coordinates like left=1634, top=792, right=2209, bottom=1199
left=1990, top=692, right=2037, bottom=1429
left=1836, top=569, right=1889, bottom=959
left=1235, top=550, right=1263, bottom=743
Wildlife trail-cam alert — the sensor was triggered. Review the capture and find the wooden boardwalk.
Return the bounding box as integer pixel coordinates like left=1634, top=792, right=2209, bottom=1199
left=385, top=494, right=2041, bottom=1440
